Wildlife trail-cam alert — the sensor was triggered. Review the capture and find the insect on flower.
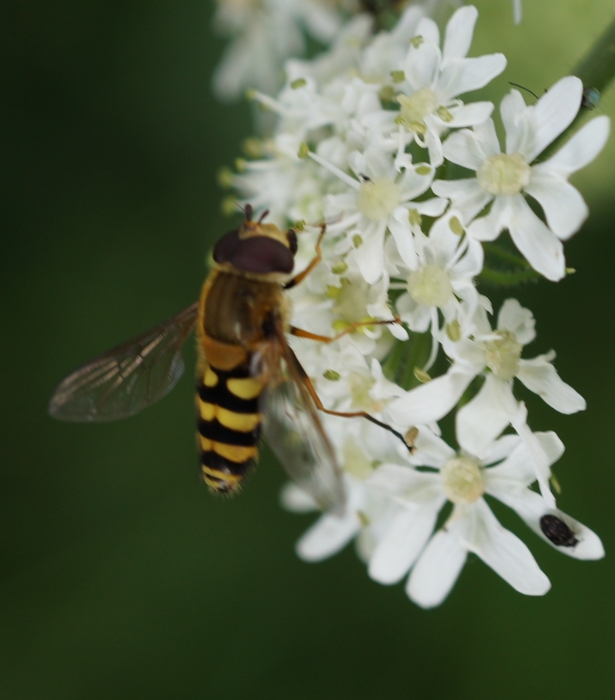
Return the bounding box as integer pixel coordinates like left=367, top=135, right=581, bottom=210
left=539, top=514, right=579, bottom=547
left=49, top=206, right=411, bottom=512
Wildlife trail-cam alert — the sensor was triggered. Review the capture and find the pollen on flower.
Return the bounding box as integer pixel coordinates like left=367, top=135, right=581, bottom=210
left=441, top=456, right=485, bottom=504
left=476, top=153, right=531, bottom=195
left=449, top=216, right=464, bottom=236
left=484, top=330, right=523, bottom=380
left=408, top=265, right=454, bottom=308
left=398, top=89, right=439, bottom=133
left=356, top=177, right=402, bottom=220
left=446, top=319, right=461, bottom=341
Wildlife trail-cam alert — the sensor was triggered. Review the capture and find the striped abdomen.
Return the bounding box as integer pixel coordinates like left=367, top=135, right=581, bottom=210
left=196, top=359, right=266, bottom=494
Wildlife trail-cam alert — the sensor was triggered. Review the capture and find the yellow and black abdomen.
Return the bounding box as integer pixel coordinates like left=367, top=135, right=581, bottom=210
left=195, top=266, right=288, bottom=494
left=196, top=359, right=265, bottom=493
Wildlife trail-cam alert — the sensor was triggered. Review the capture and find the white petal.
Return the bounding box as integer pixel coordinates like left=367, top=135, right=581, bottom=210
left=412, top=428, right=457, bottom=467
left=491, top=488, right=604, bottom=560
left=447, top=101, right=495, bottom=128
left=497, top=298, right=536, bottom=345
left=509, top=403, right=555, bottom=507
left=387, top=368, right=475, bottom=425
left=406, top=524, right=468, bottom=608
left=486, top=431, right=563, bottom=487
left=367, top=463, right=442, bottom=498
left=456, top=375, right=514, bottom=458
left=538, top=115, right=610, bottom=176
left=502, top=89, right=529, bottom=155
left=413, top=196, right=448, bottom=217
left=442, top=5, right=477, bottom=59
left=369, top=504, right=442, bottom=584
left=397, top=291, right=432, bottom=332
left=507, top=195, right=566, bottom=281
left=524, top=76, right=583, bottom=163
left=405, top=41, right=441, bottom=90
left=483, top=433, right=522, bottom=463
left=466, top=194, right=512, bottom=242
left=414, top=16, right=440, bottom=45
left=389, top=209, right=417, bottom=270
left=525, top=173, right=588, bottom=240
left=512, top=0, right=522, bottom=23
left=296, top=511, right=360, bottom=561
left=439, top=55, right=506, bottom=102
left=425, top=128, right=444, bottom=168
left=517, top=356, right=586, bottom=413
left=431, top=178, right=492, bottom=224
left=441, top=130, right=480, bottom=168
left=356, top=221, right=386, bottom=284
left=465, top=499, right=551, bottom=595
left=280, top=482, right=318, bottom=512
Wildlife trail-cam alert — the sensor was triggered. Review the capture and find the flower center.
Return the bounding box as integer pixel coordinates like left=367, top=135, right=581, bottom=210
left=348, top=372, right=383, bottom=412
left=476, top=153, right=531, bottom=195
left=343, top=439, right=374, bottom=480
left=441, top=456, right=485, bottom=504
left=408, top=265, right=454, bottom=308
left=398, top=89, right=438, bottom=133
left=356, top=176, right=401, bottom=220
left=484, top=329, right=523, bottom=380
left=332, top=277, right=369, bottom=324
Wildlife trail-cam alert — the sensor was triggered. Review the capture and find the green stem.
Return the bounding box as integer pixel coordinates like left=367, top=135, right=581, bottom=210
left=478, top=267, right=541, bottom=286
left=481, top=242, right=532, bottom=269
left=573, top=14, right=615, bottom=96
left=400, top=332, right=432, bottom=391
left=538, top=14, right=615, bottom=162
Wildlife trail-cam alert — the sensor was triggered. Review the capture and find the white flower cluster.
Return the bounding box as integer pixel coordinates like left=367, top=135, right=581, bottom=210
left=223, top=5, right=607, bottom=606
left=211, top=0, right=523, bottom=101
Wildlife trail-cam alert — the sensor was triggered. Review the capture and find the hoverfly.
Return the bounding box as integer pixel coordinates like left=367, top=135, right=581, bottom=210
left=49, top=206, right=410, bottom=512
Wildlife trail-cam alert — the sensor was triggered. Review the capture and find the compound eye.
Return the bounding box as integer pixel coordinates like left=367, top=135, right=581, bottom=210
left=286, top=229, right=298, bottom=255
left=213, top=229, right=240, bottom=264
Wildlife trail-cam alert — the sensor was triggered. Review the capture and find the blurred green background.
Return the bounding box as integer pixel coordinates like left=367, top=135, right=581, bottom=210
left=2, top=1, right=615, bottom=698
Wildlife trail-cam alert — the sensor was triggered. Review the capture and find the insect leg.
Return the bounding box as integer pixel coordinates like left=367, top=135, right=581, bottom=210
left=289, top=316, right=402, bottom=343
left=283, top=223, right=327, bottom=290
left=286, top=347, right=414, bottom=454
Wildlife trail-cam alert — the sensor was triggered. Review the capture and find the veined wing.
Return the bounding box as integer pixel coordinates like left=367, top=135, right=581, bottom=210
left=262, top=339, right=346, bottom=516
left=49, top=302, right=199, bottom=422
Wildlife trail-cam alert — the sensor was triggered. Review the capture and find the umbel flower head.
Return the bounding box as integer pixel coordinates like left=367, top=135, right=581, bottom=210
left=218, top=2, right=607, bottom=607
left=432, top=77, right=610, bottom=280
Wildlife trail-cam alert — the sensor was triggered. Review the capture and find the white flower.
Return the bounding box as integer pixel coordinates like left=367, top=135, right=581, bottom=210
left=392, top=209, right=484, bottom=347
left=313, top=148, right=446, bottom=283
left=367, top=428, right=601, bottom=608
left=230, top=135, right=331, bottom=226
left=391, top=6, right=506, bottom=165
left=282, top=424, right=408, bottom=562
left=433, top=77, right=611, bottom=280
left=212, top=0, right=344, bottom=101
left=387, top=299, right=585, bottom=503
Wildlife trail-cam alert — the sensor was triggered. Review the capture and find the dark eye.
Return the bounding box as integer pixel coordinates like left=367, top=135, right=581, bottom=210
left=286, top=229, right=298, bottom=255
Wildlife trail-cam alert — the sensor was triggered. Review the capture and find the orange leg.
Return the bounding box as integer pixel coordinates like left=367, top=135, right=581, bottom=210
left=284, top=224, right=326, bottom=290
left=287, top=346, right=414, bottom=454
left=290, top=316, right=402, bottom=344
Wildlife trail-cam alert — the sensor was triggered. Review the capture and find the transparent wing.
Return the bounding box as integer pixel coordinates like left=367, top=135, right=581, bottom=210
left=262, top=340, right=346, bottom=515
left=49, top=302, right=199, bottom=422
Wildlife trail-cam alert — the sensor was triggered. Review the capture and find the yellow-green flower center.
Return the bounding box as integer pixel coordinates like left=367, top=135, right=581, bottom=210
left=398, top=88, right=438, bottom=134
left=441, top=456, right=485, bottom=504
left=484, top=329, right=523, bottom=380
left=476, top=153, right=531, bottom=196
left=408, top=265, right=454, bottom=308
left=356, top=176, right=401, bottom=220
